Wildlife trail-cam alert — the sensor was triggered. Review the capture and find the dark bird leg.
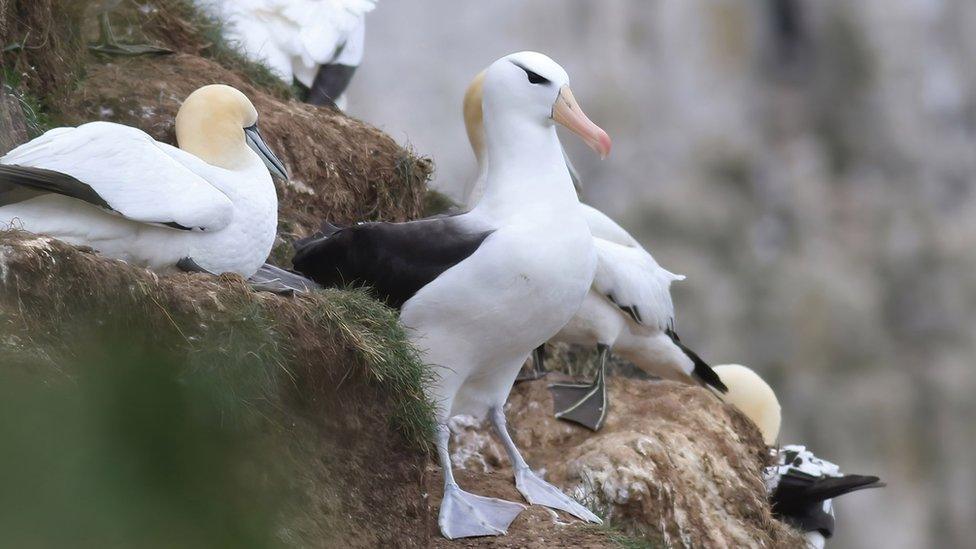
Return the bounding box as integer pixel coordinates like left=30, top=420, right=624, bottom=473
left=305, top=64, right=357, bottom=108
left=90, top=11, right=173, bottom=57
left=548, top=343, right=609, bottom=431
left=515, top=344, right=548, bottom=382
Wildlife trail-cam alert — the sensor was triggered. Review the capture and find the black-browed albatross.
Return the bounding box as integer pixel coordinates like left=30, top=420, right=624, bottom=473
left=292, top=51, right=612, bottom=539
left=460, top=69, right=728, bottom=431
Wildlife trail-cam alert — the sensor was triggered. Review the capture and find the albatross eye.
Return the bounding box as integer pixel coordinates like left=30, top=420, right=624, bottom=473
left=524, top=69, right=550, bottom=85
left=512, top=62, right=551, bottom=85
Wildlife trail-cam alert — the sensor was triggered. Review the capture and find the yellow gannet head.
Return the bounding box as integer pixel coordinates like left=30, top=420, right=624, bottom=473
left=713, top=364, right=782, bottom=445
left=175, top=84, right=288, bottom=179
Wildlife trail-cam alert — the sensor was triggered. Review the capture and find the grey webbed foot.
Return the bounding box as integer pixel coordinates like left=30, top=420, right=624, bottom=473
left=247, top=263, right=321, bottom=296
left=176, top=257, right=214, bottom=275
left=548, top=343, right=609, bottom=431
left=438, top=484, right=525, bottom=539
left=514, top=467, right=602, bottom=524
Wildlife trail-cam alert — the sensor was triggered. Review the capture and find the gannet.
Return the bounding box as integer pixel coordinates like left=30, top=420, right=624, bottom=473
left=462, top=72, right=727, bottom=431
left=200, top=0, right=376, bottom=108
left=766, top=445, right=884, bottom=549
left=0, top=84, right=287, bottom=278
left=715, top=365, right=884, bottom=548
left=292, top=51, right=611, bottom=539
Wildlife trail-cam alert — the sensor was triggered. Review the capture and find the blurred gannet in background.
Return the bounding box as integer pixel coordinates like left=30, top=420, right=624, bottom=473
left=0, top=85, right=287, bottom=279
left=200, top=0, right=376, bottom=109
left=292, top=52, right=610, bottom=539
left=461, top=73, right=727, bottom=431
left=90, top=0, right=173, bottom=56
left=714, top=364, right=885, bottom=548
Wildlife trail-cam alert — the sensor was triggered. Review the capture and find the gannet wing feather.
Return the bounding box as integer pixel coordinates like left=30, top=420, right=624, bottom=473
left=579, top=203, right=641, bottom=247
left=0, top=122, right=234, bottom=231
left=202, top=0, right=376, bottom=87
left=591, top=238, right=684, bottom=332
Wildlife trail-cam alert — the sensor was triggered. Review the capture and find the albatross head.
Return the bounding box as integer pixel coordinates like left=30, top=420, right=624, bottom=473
left=175, top=84, right=289, bottom=180
left=482, top=51, right=611, bottom=159
left=713, top=364, right=782, bottom=446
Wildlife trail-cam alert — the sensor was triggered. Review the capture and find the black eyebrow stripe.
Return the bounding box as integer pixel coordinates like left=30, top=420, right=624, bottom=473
left=510, top=61, right=551, bottom=84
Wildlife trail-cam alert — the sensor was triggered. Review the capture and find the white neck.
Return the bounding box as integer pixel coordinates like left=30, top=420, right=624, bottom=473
left=472, top=110, right=579, bottom=218
left=463, top=150, right=489, bottom=209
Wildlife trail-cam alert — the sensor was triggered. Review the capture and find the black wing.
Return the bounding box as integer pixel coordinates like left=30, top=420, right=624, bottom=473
left=772, top=472, right=883, bottom=537
left=664, top=328, right=728, bottom=393
left=0, top=164, right=199, bottom=230
left=292, top=216, right=493, bottom=309
left=773, top=473, right=884, bottom=514
left=0, top=164, right=111, bottom=209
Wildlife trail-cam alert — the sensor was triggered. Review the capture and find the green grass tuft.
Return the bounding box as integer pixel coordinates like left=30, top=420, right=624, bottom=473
left=2, top=68, right=54, bottom=137
left=303, top=288, right=437, bottom=453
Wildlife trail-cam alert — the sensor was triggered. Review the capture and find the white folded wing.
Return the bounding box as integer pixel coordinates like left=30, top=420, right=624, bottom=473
left=2, top=122, right=234, bottom=231
left=581, top=204, right=685, bottom=333
left=201, top=0, right=376, bottom=87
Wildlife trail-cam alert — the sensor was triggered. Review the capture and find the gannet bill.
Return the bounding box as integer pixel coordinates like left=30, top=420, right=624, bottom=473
left=292, top=51, right=611, bottom=539
left=715, top=365, right=884, bottom=547
left=462, top=72, right=727, bottom=431
left=90, top=0, right=173, bottom=56
left=200, top=0, right=376, bottom=109
left=0, top=84, right=286, bottom=279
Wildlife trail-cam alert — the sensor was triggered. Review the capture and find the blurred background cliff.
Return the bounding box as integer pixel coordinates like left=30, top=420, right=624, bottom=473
left=349, top=1, right=976, bottom=547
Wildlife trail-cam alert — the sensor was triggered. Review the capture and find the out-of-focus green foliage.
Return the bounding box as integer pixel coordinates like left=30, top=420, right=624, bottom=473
left=0, top=324, right=286, bottom=548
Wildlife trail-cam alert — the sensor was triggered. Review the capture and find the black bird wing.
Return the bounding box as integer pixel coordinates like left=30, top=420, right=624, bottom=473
left=772, top=472, right=884, bottom=514
left=292, top=216, right=493, bottom=309
left=768, top=446, right=884, bottom=537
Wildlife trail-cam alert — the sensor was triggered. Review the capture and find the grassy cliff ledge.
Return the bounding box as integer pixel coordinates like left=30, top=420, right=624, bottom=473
left=0, top=231, right=436, bottom=547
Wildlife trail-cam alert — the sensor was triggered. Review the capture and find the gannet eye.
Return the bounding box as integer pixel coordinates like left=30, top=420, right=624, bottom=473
left=512, top=62, right=551, bottom=85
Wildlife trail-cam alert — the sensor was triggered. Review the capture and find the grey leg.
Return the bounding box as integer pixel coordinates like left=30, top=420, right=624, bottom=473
left=489, top=407, right=602, bottom=524
left=515, top=344, right=548, bottom=382
left=548, top=343, right=610, bottom=431
left=435, top=424, right=525, bottom=539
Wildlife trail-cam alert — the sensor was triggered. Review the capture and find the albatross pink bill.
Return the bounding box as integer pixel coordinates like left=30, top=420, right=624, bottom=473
left=551, top=86, right=612, bottom=159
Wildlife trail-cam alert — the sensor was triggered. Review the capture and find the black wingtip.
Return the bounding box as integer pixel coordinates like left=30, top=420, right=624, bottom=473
left=694, top=361, right=729, bottom=393
left=665, top=328, right=728, bottom=393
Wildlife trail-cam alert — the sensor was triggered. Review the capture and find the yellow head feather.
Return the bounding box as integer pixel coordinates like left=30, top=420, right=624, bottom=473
left=713, top=364, right=782, bottom=445
left=175, top=84, right=259, bottom=170
left=462, top=70, right=487, bottom=163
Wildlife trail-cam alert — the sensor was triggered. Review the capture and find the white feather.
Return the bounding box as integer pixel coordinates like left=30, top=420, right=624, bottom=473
left=3, top=123, right=234, bottom=231
left=201, top=0, right=376, bottom=87
left=0, top=122, right=277, bottom=277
